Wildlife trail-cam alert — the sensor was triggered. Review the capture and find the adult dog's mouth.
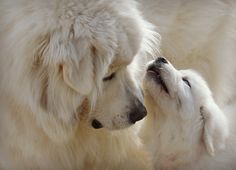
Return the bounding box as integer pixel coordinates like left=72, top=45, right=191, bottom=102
left=91, top=119, right=103, bottom=129
left=147, top=65, right=169, bottom=94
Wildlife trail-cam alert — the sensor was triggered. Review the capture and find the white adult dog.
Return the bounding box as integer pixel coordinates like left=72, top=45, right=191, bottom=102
left=0, top=0, right=158, bottom=169
left=141, top=57, right=236, bottom=170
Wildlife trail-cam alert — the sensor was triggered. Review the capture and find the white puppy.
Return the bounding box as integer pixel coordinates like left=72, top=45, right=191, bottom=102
left=0, top=0, right=158, bottom=169
left=139, top=0, right=236, bottom=104
left=141, top=57, right=236, bottom=170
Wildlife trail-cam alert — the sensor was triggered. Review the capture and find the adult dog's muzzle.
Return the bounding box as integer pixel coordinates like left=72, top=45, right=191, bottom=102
left=91, top=119, right=103, bottom=129
left=128, top=98, right=147, bottom=124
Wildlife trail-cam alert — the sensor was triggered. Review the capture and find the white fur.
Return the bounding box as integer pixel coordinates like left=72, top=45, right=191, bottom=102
left=141, top=59, right=236, bottom=170
left=139, top=0, right=236, bottom=104
left=0, top=0, right=158, bottom=169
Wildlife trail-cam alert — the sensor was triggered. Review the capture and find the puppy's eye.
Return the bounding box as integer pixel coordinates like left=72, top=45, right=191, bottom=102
left=103, top=72, right=116, bottom=81
left=182, top=77, right=191, bottom=88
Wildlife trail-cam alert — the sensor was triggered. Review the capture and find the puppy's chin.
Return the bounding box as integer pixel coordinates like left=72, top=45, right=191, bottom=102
left=146, top=70, right=169, bottom=95
left=144, top=75, right=169, bottom=100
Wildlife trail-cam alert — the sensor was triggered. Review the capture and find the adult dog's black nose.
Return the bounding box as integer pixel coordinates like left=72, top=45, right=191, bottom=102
left=91, top=119, right=103, bottom=129
left=156, top=57, right=168, bottom=64
left=129, top=99, right=147, bottom=124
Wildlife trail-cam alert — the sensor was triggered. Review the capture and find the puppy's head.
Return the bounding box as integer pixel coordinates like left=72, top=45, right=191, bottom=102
left=143, top=57, right=229, bottom=156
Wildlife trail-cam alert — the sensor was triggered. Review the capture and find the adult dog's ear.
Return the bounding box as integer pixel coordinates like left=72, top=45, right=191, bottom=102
left=36, top=33, right=95, bottom=96
left=32, top=33, right=96, bottom=142
left=62, top=53, right=94, bottom=95
left=61, top=40, right=96, bottom=95
left=200, top=101, right=229, bottom=156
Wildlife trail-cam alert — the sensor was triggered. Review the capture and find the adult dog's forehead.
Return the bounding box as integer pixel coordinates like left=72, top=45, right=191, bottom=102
left=109, top=57, right=133, bottom=72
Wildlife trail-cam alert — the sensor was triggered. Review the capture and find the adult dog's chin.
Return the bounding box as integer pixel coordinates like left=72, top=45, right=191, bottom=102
left=90, top=119, right=133, bottom=130
left=146, top=67, right=169, bottom=94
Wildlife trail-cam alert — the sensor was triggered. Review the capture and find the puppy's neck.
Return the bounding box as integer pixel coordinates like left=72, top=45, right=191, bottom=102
left=144, top=93, right=166, bottom=122
left=141, top=93, right=202, bottom=169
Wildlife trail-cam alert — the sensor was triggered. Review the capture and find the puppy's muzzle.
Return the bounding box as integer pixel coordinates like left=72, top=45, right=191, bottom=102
left=156, top=57, right=168, bottom=64
left=146, top=57, right=169, bottom=94
left=147, top=57, right=168, bottom=73
left=129, top=99, right=147, bottom=124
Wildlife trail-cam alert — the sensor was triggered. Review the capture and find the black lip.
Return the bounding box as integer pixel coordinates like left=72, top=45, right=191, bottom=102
left=147, top=65, right=169, bottom=94
left=91, top=119, right=103, bottom=129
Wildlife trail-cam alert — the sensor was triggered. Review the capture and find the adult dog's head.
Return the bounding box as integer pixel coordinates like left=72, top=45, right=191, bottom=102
left=0, top=0, right=159, bottom=142
left=143, top=57, right=229, bottom=161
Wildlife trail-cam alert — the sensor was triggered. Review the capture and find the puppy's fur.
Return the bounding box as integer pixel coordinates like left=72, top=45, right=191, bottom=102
left=0, top=0, right=158, bottom=169
left=140, top=0, right=236, bottom=104
left=141, top=58, right=236, bottom=170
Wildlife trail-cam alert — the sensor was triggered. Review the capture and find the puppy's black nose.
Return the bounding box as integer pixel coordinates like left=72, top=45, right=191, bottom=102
left=129, top=99, right=147, bottom=124
left=156, top=57, right=168, bottom=64
left=91, top=119, right=103, bottom=129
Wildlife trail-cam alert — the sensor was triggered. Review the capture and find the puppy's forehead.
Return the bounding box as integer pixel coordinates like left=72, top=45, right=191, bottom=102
left=180, top=70, right=200, bottom=80
left=180, top=69, right=211, bottom=95
left=181, top=70, right=202, bottom=82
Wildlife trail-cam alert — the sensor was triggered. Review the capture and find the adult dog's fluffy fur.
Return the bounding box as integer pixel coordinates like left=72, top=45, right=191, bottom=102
left=141, top=57, right=236, bottom=170
left=139, top=0, right=236, bottom=104
left=0, top=0, right=158, bottom=169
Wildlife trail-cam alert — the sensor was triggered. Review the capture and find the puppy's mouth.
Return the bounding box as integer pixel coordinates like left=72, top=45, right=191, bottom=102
left=147, top=65, right=169, bottom=94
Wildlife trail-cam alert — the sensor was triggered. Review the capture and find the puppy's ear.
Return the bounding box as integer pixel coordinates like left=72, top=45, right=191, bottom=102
left=200, top=101, right=229, bottom=156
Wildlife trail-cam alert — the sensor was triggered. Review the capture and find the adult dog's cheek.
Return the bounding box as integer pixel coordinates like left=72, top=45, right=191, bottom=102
left=76, top=98, right=91, bottom=121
